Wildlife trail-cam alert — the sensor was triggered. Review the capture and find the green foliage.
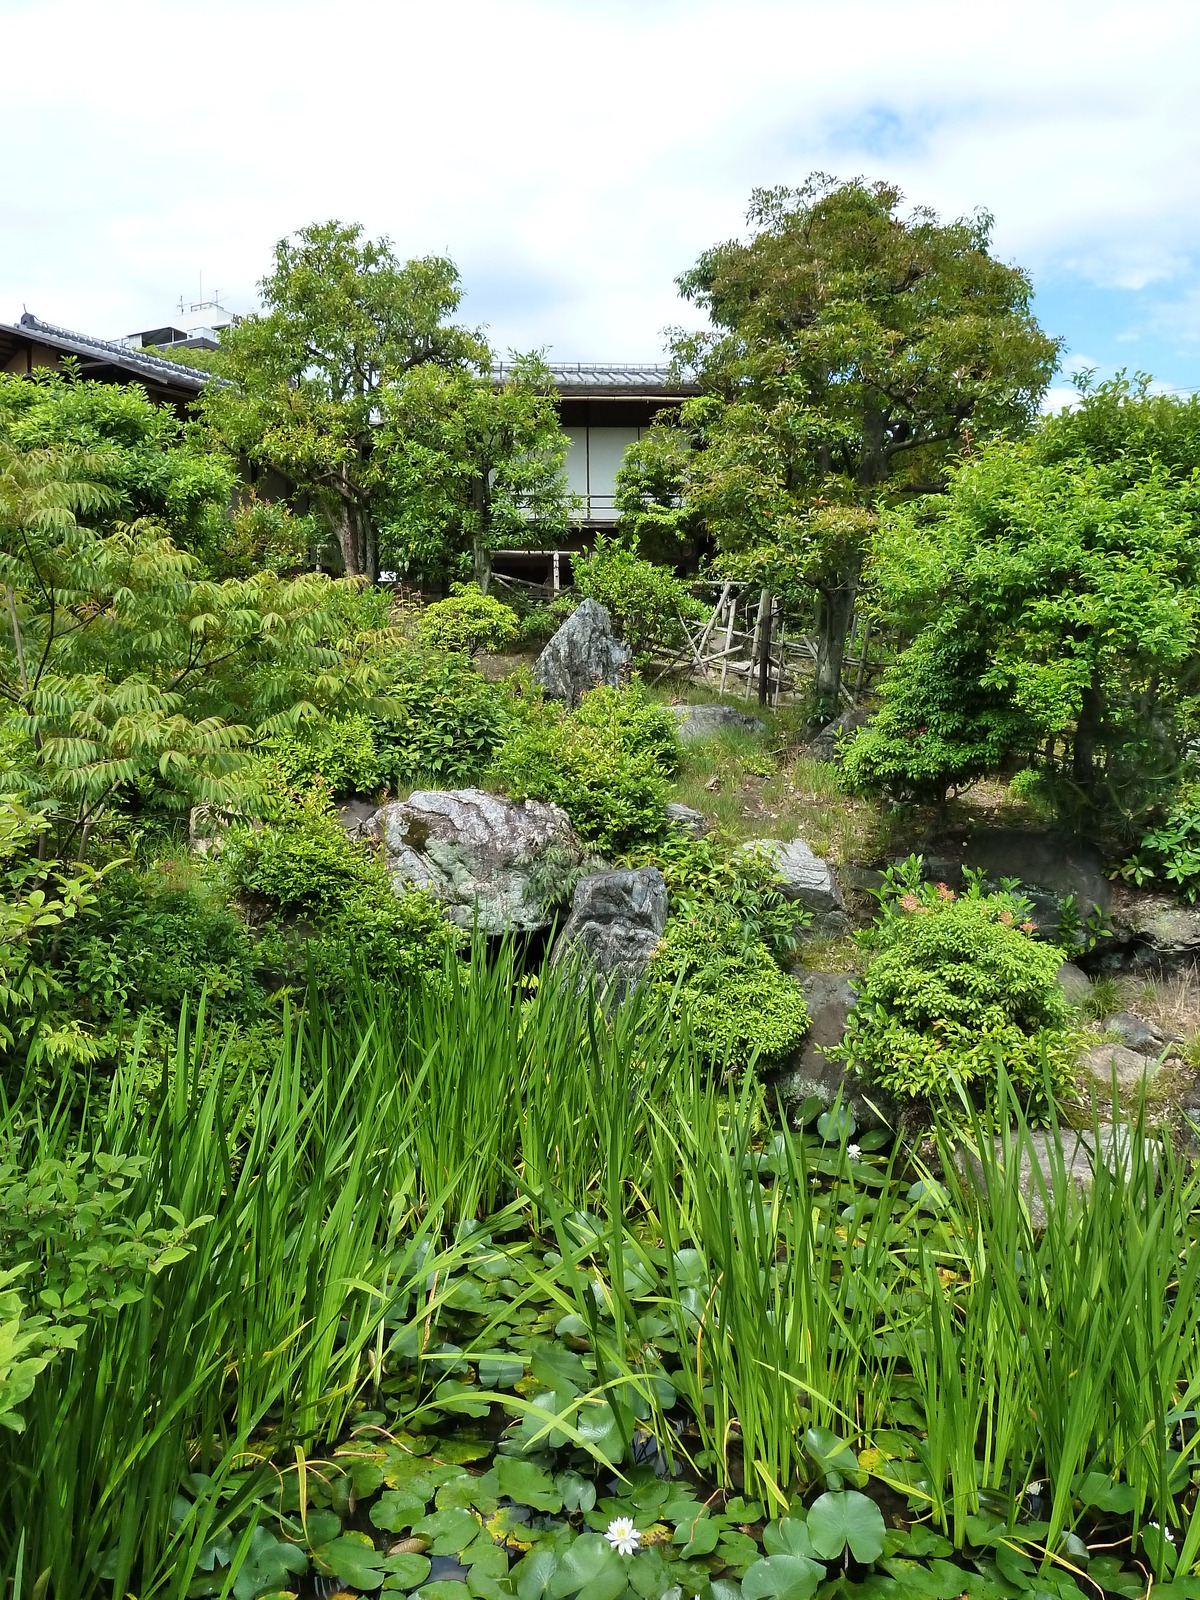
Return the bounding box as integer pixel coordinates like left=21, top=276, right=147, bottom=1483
left=836, top=857, right=1075, bottom=1115
left=1121, top=787, right=1200, bottom=901
left=659, top=174, right=1059, bottom=699
left=0, top=437, right=388, bottom=860
left=263, top=712, right=383, bottom=799
left=491, top=685, right=677, bottom=854
left=625, top=827, right=805, bottom=963
left=613, top=418, right=702, bottom=561
left=200, top=220, right=485, bottom=579
left=0, top=802, right=101, bottom=1073
left=841, top=628, right=1038, bottom=802
left=371, top=650, right=509, bottom=788
left=648, top=911, right=810, bottom=1067
left=416, top=585, right=521, bottom=656
left=378, top=355, right=573, bottom=588
left=222, top=780, right=462, bottom=997
left=864, top=380, right=1200, bottom=834
left=571, top=536, right=706, bottom=661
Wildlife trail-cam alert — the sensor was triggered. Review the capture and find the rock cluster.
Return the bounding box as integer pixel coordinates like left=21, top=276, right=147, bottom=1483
left=666, top=704, right=765, bottom=742
left=742, top=837, right=850, bottom=939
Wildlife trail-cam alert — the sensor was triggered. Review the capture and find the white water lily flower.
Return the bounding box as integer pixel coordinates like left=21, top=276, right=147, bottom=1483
left=1026, top=1481, right=1043, bottom=1496
left=605, top=1517, right=641, bottom=1555
left=846, top=1143, right=862, bottom=1159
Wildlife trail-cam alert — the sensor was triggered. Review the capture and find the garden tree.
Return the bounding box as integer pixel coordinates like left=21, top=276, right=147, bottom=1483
left=200, top=221, right=485, bottom=581
left=0, top=440, right=385, bottom=861
left=654, top=175, right=1060, bottom=703
left=375, top=354, right=572, bottom=591
left=613, top=418, right=702, bottom=562
left=845, top=384, right=1200, bottom=827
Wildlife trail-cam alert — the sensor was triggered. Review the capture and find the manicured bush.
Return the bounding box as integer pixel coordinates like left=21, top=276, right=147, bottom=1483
left=262, top=713, right=383, bottom=799
left=572, top=536, right=706, bottom=660
left=648, top=910, right=810, bottom=1068
left=372, top=651, right=509, bottom=789
left=1121, top=787, right=1200, bottom=902
left=491, top=684, right=678, bottom=854
left=416, top=586, right=520, bottom=656
left=835, top=856, right=1075, bottom=1117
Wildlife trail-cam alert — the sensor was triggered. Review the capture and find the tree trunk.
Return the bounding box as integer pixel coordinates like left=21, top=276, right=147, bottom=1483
left=758, top=593, right=773, bottom=706
left=1073, top=666, right=1104, bottom=792
left=815, top=583, right=856, bottom=706
left=363, top=512, right=378, bottom=585
left=336, top=498, right=361, bottom=578
left=471, top=476, right=491, bottom=594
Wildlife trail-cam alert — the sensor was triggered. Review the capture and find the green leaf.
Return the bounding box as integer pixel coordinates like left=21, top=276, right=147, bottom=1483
left=803, top=1428, right=862, bottom=1489
left=478, top=1351, right=526, bottom=1388
left=315, top=1531, right=387, bottom=1589
left=412, top=1508, right=482, bottom=1556
left=382, top=1551, right=433, bottom=1588
left=549, top=1533, right=628, bottom=1600
left=371, top=1489, right=429, bottom=1533
left=514, top=1547, right=560, bottom=1600
left=741, top=1554, right=825, bottom=1600
left=676, top=1515, right=721, bottom=1558
left=496, top=1456, right=564, bottom=1513
left=763, top=1519, right=816, bottom=1559
left=807, top=1491, right=886, bottom=1564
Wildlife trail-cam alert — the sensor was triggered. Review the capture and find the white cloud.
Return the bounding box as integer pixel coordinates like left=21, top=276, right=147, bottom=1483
left=1, top=0, right=1198, bottom=362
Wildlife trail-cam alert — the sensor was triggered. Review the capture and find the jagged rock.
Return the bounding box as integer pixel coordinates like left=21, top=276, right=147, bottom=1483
left=666, top=704, right=765, bottom=742
left=533, top=598, right=632, bottom=705
left=745, top=839, right=844, bottom=914
left=960, top=827, right=1109, bottom=935
left=770, top=970, right=896, bottom=1130
left=1055, top=961, right=1092, bottom=1007
left=951, top=1124, right=1154, bottom=1229
left=550, top=867, right=668, bottom=996
left=1083, top=1042, right=1164, bottom=1094
left=743, top=837, right=850, bottom=937
left=371, top=788, right=582, bottom=933
left=805, top=707, right=872, bottom=762
left=1104, top=1012, right=1168, bottom=1056
left=1101, top=885, right=1200, bottom=972
left=336, top=798, right=379, bottom=842
left=664, top=802, right=710, bottom=838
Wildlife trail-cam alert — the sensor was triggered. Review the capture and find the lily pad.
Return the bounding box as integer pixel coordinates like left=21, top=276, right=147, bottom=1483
left=807, top=1491, right=886, bottom=1563
left=496, top=1456, right=564, bottom=1512
left=741, top=1553, right=825, bottom=1600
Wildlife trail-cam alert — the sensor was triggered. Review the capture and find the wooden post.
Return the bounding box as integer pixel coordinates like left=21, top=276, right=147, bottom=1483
left=757, top=591, right=773, bottom=706
left=552, top=551, right=561, bottom=594
left=854, top=616, right=872, bottom=698
left=719, top=591, right=737, bottom=695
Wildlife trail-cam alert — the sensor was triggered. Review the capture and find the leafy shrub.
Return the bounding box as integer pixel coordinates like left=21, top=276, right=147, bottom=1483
left=624, top=828, right=806, bottom=963
left=416, top=586, right=520, bottom=656
left=491, top=684, right=678, bottom=854
left=841, top=629, right=1036, bottom=803
left=572, top=537, right=707, bottom=661
left=835, top=856, right=1075, bottom=1117
left=222, top=782, right=461, bottom=996
left=371, top=652, right=509, bottom=789
left=648, top=911, right=810, bottom=1068
left=1121, top=791, right=1200, bottom=901
left=262, top=714, right=383, bottom=800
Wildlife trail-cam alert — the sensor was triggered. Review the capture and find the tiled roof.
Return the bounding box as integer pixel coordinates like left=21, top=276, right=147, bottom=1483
left=6, top=313, right=217, bottom=392
left=493, top=361, right=698, bottom=395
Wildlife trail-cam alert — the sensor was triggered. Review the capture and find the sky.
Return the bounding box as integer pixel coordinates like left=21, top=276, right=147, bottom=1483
left=2, top=0, right=1199, bottom=407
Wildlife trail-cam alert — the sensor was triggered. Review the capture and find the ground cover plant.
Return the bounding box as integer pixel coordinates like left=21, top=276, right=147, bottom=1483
left=2, top=956, right=1197, bottom=1599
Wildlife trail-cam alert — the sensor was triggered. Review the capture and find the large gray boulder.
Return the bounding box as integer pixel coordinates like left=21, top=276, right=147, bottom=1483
left=743, top=838, right=850, bottom=938
left=551, top=867, right=668, bottom=996
left=1083, top=1041, right=1165, bottom=1095
left=371, top=788, right=582, bottom=933
left=664, top=801, right=710, bottom=838
left=667, top=704, right=765, bottom=742
left=770, top=970, right=896, bottom=1131
left=960, top=827, right=1109, bottom=934
left=951, top=1124, right=1153, bottom=1230
left=533, top=598, right=632, bottom=705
